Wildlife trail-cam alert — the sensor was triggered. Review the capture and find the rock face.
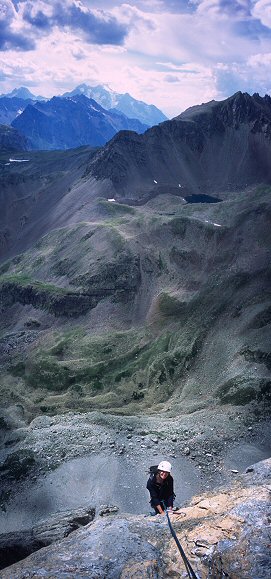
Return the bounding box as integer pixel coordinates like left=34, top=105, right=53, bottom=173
left=0, top=506, right=95, bottom=570
left=11, top=94, right=148, bottom=150
left=0, top=279, right=100, bottom=317
left=1, top=458, right=270, bottom=578
left=165, top=458, right=271, bottom=578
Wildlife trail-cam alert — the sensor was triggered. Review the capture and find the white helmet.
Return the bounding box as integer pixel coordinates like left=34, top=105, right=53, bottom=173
left=158, top=460, right=172, bottom=473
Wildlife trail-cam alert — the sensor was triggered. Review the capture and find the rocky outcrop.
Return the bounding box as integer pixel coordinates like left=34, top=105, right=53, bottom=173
left=0, top=449, right=37, bottom=481
left=72, top=253, right=141, bottom=299
left=0, top=253, right=141, bottom=318
left=1, top=458, right=270, bottom=578
left=0, top=506, right=95, bottom=570
left=165, top=458, right=271, bottom=578
left=0, top=279, right=99, bottom=317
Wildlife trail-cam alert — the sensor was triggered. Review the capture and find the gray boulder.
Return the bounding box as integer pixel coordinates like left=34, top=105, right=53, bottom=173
left=0, top=506, right=95, bottom=570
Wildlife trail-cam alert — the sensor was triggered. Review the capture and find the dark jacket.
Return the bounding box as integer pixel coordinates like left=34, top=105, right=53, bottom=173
left=146, top=472, right=174, bottom=509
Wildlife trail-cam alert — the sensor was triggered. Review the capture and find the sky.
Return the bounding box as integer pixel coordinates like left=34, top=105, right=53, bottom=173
left=0, top=0, right=271, bottom=118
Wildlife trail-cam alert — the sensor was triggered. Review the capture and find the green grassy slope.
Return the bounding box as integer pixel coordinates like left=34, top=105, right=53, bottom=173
left=0, top=184, right=270, bottom=420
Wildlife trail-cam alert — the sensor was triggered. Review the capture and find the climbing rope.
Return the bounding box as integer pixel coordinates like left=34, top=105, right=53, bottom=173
left=164, top=507, right=199, bottom=579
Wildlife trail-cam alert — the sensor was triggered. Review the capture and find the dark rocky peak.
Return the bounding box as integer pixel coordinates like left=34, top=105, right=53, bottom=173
left=39, top=94, right=100, bottom=108
left=220, top=91, right=271, bottom=125
left=102, top=129, right=143, bottom=148
left=252, top=92, right=271, bottom=112
left=177, top=91, right=271, bottom=133
left=175, top=99, right=218, bottom=121
left=91, top=129, right=145, bottom=184
left=41, top=94, right=107, bottom=118
left=88, top=90, right=271, bottom=197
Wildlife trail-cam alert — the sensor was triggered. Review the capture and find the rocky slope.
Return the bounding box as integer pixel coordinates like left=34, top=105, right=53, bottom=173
left=0, top=146, right=97, bottom=258
left=0, top=91, right=270, bottom=420
left=0, top=457, right=270, bottom=578
left=0, top=181, right=270, bottom=418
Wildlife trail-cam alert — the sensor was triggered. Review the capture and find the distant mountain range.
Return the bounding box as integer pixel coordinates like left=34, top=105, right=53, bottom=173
left=10, top=94, right=148, bottom=150
left=2, top=90, right=271, bottom=250
left=0, top=84, right=167, bottom=150
left=62, top=84, right=167, bottom=126
left=0, top=86, right=45, bottom=101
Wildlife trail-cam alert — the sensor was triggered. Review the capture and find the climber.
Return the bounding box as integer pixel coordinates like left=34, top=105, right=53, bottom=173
left=147, top=460, right=175, bottom=515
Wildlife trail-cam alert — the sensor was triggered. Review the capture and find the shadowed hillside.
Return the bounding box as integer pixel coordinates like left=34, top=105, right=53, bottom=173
left=87, top=92, right=271, bottom=200
left=0, top=125, right=29, bottom=152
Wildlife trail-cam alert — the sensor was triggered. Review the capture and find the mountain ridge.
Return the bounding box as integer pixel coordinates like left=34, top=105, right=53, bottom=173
left=0, top=96, right=35, bottom=126
left=87, top=91, right=271, bottom=200
left=0, top=84, right=167, bottom=129
left=0, top=86, right=45, bottom=101
left=11, top=94, right=148, bottom=150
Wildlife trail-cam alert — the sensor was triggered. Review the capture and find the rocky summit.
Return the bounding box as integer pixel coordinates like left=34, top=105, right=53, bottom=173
left=0, top=91, right=270, bottom=576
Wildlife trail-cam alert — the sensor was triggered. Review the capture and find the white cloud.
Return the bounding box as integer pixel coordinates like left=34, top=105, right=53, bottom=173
left=214, top=53, right=271, bottom=98
left=195, top=0, right=252, bottom=18
left=252, top=0, right=271, bottom=28
left=119, top=6, right=268, bottom=66
left=248, top=51, right=271, bottom=66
